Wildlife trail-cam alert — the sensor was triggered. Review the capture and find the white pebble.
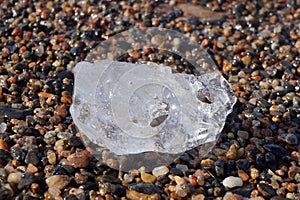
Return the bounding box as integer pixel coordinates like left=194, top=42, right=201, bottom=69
left=222, top=176, right=243, bottom=188
left=0, top=122, right=7, bottom=134
left=152, top=166, right=169, bottom=177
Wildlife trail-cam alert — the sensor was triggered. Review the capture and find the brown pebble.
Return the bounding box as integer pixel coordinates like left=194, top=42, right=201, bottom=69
left=31, top=183, right=40, bottom=194
left=189, top=175, right=198, bottom=186
left=26, top=163, right=38, bottom=173
left=238, top=170, right=249, bottom=181
left=0, top=139, right=9, bottom=152
left=66, top=150, right=92, bottom=168
left=47, top=152, right=57, bottom=165
left=141, top=172, right=156, bottom=183
left=38, top=92, right=54, bottom=98
left=74, top=172, right=88, bottom=185
left=194, top=169, right=205, bottom=186
left=46, top=175, right=70, bottom=190
left=54, top=104, right=68, bottom=118
left=226, top=144, right=237, bottom=160
left=126, top=190, right=159, bottom=200
left=201, top=158, right=215, bottom=168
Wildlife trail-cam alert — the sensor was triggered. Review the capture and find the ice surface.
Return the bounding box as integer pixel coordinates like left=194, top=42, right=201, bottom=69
left=70, top=60, right=236, bottom=155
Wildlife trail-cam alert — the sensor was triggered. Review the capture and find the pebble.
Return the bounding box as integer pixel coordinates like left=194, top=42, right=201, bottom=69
left=74, top=172, right=88, bottom=185
left=7, top=172, right=23, bottom=184
left=129, top=183, right=163, bottom=195
left=18, top=173, right=37, bottom=190
left=226, top=144, right=238, bottom=160
left=238, top=170, right=249, bottom=181
left=285, top=133, right=298, bottom=145
left=141, top=172, right=156, bottom=183
left=152, top=166, right=169, bottom=177
left=0, top=122, right=7, bottom=133
left=174, top=175, right=186, bottom=185
left=0, top=139, right=9, bottom=152
left=257, top=183, right=276, bottom=198
left=47, top=152, right=57, bottom=165
left=66, top=150, right=92, bottom=168
left=222, top=176, right=243, bottom=188
left=237, top=130, right=249, bottom=139
left=263, top=144, right=289, bottom=157
left=46, top=175, right=71, bottom=190
left=250, top=168, right=260, bottom=180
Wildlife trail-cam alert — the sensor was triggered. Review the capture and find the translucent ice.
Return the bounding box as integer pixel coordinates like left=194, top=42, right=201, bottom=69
left=70, top=60, right=236, bottom=155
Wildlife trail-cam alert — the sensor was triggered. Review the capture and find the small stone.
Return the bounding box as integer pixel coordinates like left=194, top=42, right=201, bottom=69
left=192, top=194, right=205, bottom=200
left=188, top=175, right=198, bottom=186
left=223, top=192, right=244, bottom=200
left=66, top=150, right=92, bottom=168
left=141, top=172, right=156, bottom=183
left=46, top=175, right=70, bottom=190
left=226, top=144, right=237, bottom=160
left=0, top=122, right=7, bottom=134
left=222, top=176, right=243, bottom=188
left=175, top=164, right=188, bottom=172
left=126, top=190, right=159, bottom=199
left=152, top=166, right=169, bottom=177
left=26, top=163, right=38, bottom=173
left=0, top=139, right=9, bottom=152
left=47, top=152, right=57, bottom=165
left=129, top=183, right=163, bottom=195
left=250, top=168, right=260, bottom=179
left=201, top=158, right=215, bottom=168
left=238, top=170, right=249, bottom=182
left=237, top=130, right=249, bottom=139
left=18, top=173, right=36, bottom=189
left=25, top=150, right=39, bottom=166
left=174, top=176, right=186, bottom=185
left=263, top=144, right=289, bottom=157
left=215, top=159, right=225, bottom=176
left=285, top=133, right=298, bottom=145
left=74, top=172, right=88, bottom=185
left=7, top=172, right=23, bottom=184
left=288, top=164, right=300, bottom=178
left=194, top=169, right=205, bottom=186
left=257, top=183, right=276, bottom=198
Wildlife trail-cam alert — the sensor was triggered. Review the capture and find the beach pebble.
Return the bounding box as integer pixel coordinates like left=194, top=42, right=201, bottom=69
left=46, top=175, right=70, bottom=190
left=152, top=166, right=169, bottom=177
left=222, top=176, right=243, bottom=188
left=141, top=172, right=156, bottom=183
left=66, top=150, right=92, bottom=168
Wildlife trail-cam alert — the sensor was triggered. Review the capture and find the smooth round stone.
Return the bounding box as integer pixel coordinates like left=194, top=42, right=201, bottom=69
left=0, top=123, right=7, bottom=134
left=286, top=133, right=298, bottom=145
left=222, top=176, right=243, bottom=188
left=152, top=166, right=169, bottom=177
left=7, top=172, right=23, bottom=184
left=46, top=175, right=71, bottom=190
left=141, top=172, right=156, bottom=183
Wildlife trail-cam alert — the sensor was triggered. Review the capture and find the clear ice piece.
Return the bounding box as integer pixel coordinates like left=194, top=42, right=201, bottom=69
left=70, top=60, right=236, bottom=155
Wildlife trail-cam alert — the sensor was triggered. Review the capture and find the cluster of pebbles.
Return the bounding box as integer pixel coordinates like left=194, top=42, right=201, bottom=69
left=0, top=0, right=300, bottom=199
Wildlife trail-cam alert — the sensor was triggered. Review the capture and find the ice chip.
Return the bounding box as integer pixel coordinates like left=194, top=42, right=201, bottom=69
left=70, top=27, right=237, bottom=171
left=70, top=60, right=236, bottom=155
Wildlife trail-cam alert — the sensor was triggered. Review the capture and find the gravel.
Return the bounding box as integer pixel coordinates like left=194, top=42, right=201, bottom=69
left=0, top=0, right=300, bottom=199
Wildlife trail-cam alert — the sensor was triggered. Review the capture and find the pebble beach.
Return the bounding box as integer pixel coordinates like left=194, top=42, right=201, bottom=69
left=0, top=0, right=300, bottom=199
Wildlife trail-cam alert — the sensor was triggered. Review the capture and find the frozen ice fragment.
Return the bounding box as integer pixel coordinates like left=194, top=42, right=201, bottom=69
left=70, top=60, right=236, bottom=155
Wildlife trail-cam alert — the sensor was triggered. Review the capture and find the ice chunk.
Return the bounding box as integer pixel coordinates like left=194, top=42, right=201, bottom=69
left=70, top=60, right=236, bottom=155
